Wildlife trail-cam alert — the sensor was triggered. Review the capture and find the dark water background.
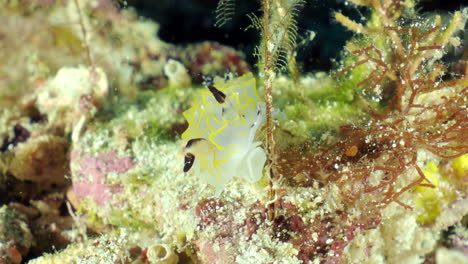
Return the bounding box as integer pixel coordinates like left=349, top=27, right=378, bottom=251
left=128, top=0, right=465, bottom=73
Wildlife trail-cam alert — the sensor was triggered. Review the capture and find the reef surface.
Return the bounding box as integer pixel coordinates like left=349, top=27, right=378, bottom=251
left=0, top=1, right=466, bottom=264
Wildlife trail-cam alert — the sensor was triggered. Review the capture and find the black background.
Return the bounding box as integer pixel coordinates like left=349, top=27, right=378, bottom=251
left=126, top=0, right=466, bottom=72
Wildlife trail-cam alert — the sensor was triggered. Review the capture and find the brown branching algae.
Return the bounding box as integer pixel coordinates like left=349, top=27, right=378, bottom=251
left=0, top=0, right=466, bottom=263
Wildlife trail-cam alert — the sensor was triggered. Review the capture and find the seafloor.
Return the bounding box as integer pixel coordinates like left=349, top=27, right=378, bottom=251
left=0, top=1, right=467, bottom=264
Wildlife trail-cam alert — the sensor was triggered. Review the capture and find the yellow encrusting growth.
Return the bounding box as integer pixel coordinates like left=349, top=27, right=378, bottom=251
left=452, top=154, right=468, bottom=179
left=414, top=161, right=457, bottom=225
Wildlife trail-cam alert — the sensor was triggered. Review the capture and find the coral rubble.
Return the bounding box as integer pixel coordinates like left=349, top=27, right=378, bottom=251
left=0, top=0, right=466, bottom=263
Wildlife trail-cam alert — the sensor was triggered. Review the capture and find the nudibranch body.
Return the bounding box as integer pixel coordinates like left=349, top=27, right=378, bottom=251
left=182, top=73, right=267, bottom=195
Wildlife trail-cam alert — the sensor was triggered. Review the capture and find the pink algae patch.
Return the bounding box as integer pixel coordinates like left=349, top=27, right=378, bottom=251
left=72, top=150, right=135, bottom=206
